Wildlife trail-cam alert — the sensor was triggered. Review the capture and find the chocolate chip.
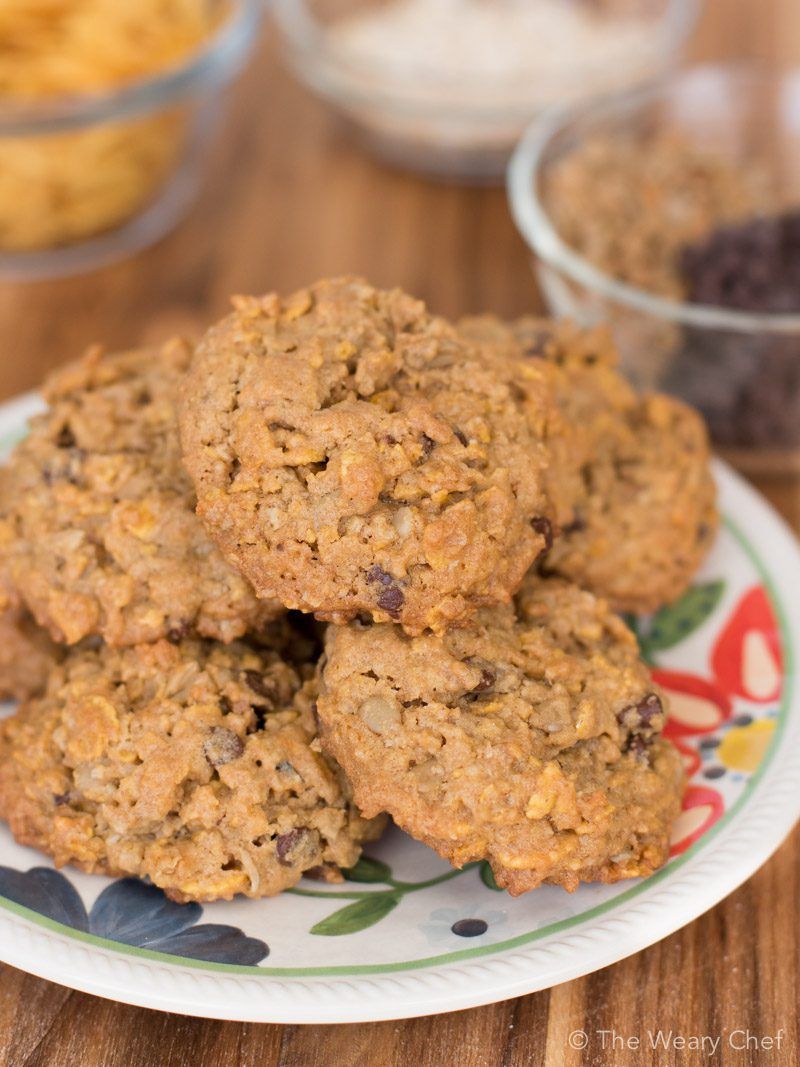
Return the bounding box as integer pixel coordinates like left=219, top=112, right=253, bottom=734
left=618, top=692, right=663, bottom=733
left=53, top=792, right=72, bottom=806
left=472, top=668, right=495, bottom=693
left=681, top=210, right=800, bottom=315
left=453, top=428, right=468, bottom=446
left=219, top=696, right=233, bottom=715
left=637, top=693, right=662, bottom=726
left=377, top=585, right=404, bottom=617
left=619, top=693, right=663, bottom=759
left=203, top=727, right=244, bottom=766
left=276, top=827, right=311, bottom=866
left=366, top=565, right=405, bottom=618
left=451, top=918, right=488, bottom=937
left=366, top=564, right=394, bottom=587
left=166, top=623, right=189, bottom=644
left=244, top=670, right=277, bottom=702
left=531, top=516, right=554, bottom=555
left=420, top=433, right=436, bottom=457
left=673, top=209, right=800, bottom=449
left=626, top=734, right=651, bottom=761
left=56, top=426, right=75, bottom=448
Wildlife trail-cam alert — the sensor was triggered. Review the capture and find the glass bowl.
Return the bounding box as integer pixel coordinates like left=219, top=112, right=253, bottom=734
left=508, top=64, right=800, bottom=474
left=0, top=0, right=262, bottom=281
left=273, top=0, right=699, bottom=182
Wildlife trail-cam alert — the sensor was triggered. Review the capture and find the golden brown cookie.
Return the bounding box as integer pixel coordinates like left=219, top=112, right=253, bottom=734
left=178, top=277, right=560, bottom=635
left=0, top=633, right=383, bottom=903
left=0, top=340, right=280, bottom=647
left=317, top=575, right=684, bottom=894
left=459, top=315, right=718, bottom=614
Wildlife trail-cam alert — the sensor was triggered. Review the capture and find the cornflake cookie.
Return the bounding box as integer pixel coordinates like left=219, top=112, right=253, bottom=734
left=0, top=634, right=383, bottom=903
left=0, top=605, right=62, bottom=702
left=459, top=315, right=718, bottom=614
left=0, top=340, right=279, bottom=646
left=318, top=576, right=684, bottom=894
left=179, top=277, right=559, bottom=634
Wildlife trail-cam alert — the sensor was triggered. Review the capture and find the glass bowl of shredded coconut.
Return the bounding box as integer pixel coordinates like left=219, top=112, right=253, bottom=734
left=0, top=0, right=261, bottom=280
left=273, top=0, right=699, bottom=181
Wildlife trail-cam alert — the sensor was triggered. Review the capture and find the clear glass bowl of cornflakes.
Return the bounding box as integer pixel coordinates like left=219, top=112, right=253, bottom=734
left=0, top=0, right=261, bottom=279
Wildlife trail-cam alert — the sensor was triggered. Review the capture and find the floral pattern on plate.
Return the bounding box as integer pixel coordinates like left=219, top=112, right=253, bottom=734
left=0, top=562, right=786, bottom=961
left=0, top=403, right=793, bottom=1006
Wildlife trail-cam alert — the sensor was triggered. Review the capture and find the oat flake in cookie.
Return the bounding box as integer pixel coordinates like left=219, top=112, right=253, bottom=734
left=179, top=277, right=558, bottom=634
left=318, top=576, right=684, bottom=894
left=0, top=340, right=279, bottom=646
left=0, top=635, right=383, bottom=903
left=460, top=315, right=718, bottom=615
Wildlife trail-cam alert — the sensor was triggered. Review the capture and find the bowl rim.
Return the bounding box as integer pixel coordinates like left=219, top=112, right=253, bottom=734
left=507, top=61, right=800, bottom=335
left=273, top=0, right=700, bottom=121
left=0, top=0, right=263, bottom=136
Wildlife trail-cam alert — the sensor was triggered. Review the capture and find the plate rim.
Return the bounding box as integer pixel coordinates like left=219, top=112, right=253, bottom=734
left=0, top=443, right=797, bottom=1022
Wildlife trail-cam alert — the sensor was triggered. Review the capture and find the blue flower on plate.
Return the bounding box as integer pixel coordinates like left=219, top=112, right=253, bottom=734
left=0, top=866, right=268, bottom=965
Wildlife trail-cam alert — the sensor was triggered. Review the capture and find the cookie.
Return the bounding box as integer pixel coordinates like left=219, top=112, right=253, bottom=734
left=317, top=575, right=684, bottom=894
left=0, top=605, right=62, bottom=702
left=179, top=277, right=560, bottom=634
left=0, top=633, right=383, bottom=903
left=0, top=340, right=280, bottom=646
left=460, top=315, right=718, bottom=614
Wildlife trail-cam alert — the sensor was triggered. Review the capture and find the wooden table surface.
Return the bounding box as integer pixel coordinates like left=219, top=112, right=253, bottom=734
left=1, top=3, right=799, bottom=1065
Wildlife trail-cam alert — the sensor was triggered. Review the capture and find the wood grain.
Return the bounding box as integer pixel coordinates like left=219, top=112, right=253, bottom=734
left=1, top=3, right=799, bottom=1064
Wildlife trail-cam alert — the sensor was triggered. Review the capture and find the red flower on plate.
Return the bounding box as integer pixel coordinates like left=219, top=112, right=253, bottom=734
left=670, top=785, right=725, bottom=856
left=672, top=737, right=701, bottom=779
left=654, top=669, right=732, bottom=739
left=711, top=586, right=782, bottom=703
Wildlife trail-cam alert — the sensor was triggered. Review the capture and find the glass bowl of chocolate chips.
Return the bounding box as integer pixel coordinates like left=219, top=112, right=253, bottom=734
left=509, top=63, right=800, bottom=473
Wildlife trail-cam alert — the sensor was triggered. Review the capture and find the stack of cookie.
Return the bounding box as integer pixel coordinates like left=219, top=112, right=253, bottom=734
left=0, top=277, right=717, bottom=901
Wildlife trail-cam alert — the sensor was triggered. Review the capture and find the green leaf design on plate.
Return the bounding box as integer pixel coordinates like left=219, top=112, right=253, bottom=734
left=621, top=612, right=639, bottom=635
left=640, top=581, right=725, bottom=657
left=479, top=861, right=503, bottom=892
left=310, top=893, right=401, bottom=936
left=342, top=856, right=392, bottom=884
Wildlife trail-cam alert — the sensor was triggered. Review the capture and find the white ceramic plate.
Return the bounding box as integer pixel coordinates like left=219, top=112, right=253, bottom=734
left=0, top=393, right=797, bottom=1023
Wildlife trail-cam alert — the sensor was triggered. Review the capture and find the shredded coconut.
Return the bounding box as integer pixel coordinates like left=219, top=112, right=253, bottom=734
left=327, top=0, right=672, bottom=125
